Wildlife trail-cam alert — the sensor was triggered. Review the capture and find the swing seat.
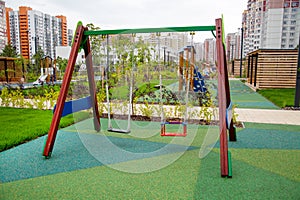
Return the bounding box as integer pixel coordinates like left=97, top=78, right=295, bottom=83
left=161, top=132, right=187, bottom=137
left=160, top=122, right=187, bottom=137
left=105, top=83, right=132, bottom=134
left=108, top=128, right=130, bottom=134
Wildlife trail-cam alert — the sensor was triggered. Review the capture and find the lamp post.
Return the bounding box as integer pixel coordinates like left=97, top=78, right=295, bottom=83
left=239, top=27, right=244, bottom=78
left=163, top=46, right=166, bottom=66
left=294, top=34, right=300, bottom=107
left=230, top=43, right=234, bottom=75
left=167, top=50, right=170, bottom=66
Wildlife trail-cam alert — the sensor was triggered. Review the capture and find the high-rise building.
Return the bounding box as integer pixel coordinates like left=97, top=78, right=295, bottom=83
left=243, top=0, right=300, bottom=56
left=226, top=32, right=241, bottom=61
left=203, top=38, right=216, bottom=64
left=5, top=7, right=12, bottom=45
left=68, top=29, right=73, bottom=46
left=56, top=15, right=68, bottom=46
left=6, top=6, right=67, bottom=59
left=142, top=32, right=189, bottom=62
left=6, top=8, right=20, bottom=54
left=19, top=6, right=32, bottom=58
left=0, top=0, right=6, bottom=53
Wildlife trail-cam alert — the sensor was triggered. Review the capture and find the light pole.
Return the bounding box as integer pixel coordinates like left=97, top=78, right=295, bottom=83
left=231, top=43, right=234, bottom=75
left=163, top=46, right=166, bottom=66
left=294, top=34, right=300, bottom=107
left=167, top=50, right=170, bottom=66
left=239, top=27, right=244, bottom=78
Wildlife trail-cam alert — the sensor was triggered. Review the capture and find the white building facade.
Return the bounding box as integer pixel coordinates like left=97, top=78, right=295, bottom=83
left=0, top=0, right=6, bottom=53
left=243, top=0, right=300, bottom=56
left=7, top=10, right=20, bottom=53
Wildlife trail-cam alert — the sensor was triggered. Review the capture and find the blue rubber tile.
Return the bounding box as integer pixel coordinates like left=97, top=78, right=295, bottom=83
left=224, top=128, right=300, bottom=150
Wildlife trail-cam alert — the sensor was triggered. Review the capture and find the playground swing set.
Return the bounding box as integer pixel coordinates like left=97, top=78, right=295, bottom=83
left=43, top=18, right=237, bottom=178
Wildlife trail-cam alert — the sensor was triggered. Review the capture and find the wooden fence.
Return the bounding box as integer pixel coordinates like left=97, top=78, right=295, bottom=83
left=0, top=57, right=25, bottom=83
left=227, top=59, right=246, bottom=77
left=246, top=49, right=298, bottom=89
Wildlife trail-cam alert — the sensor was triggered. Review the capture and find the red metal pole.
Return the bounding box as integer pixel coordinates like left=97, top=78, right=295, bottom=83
left=83, top=27, right=101, bottom=132
left=215, top=18, right=229, bottom=177
left=183, top=124, right=187, bottom=136
left=43, top=25, right=85, bottom=158
left=161, top=124, right=165, bottom=136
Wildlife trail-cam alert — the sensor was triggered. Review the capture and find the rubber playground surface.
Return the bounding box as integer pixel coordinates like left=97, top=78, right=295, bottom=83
left=1, top=80, right=300, bottom=199
left=229, top=80, right=279, bottom=109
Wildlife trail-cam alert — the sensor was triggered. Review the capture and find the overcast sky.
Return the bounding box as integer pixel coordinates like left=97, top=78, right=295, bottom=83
left=6, top=0, right=247, bottom=42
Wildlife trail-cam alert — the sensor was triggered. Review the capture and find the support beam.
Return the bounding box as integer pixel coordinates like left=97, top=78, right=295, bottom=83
left=84, top=26, right=216, bottom=36
left=215, top=18, right=229, bottom=177
left=83, top=27, right=101, bottom=132
left=43, top=25, right=85, bottom=158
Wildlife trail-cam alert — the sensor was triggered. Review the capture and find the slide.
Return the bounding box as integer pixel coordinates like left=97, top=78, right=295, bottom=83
left=33, top=74, right=48, bottom=85
left=193, top=66, right=207, bottom=93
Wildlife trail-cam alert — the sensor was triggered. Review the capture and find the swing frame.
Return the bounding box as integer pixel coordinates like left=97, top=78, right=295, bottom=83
left=42, top=18, right=236, bottom=178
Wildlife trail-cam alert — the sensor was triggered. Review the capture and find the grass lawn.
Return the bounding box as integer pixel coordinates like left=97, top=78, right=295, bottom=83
left=0, top=107, right=90, bottom=152
left=257, top=88, right=296, bottom=108
left=110, top=79, right=178, bottom=100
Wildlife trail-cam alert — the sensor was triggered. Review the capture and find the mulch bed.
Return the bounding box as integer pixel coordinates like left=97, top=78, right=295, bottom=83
left=101, top=113, right=244, bottom=128
left=283, top=107, right=300, bottom=111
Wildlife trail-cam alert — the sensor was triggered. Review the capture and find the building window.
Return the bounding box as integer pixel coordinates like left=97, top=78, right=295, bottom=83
left=281, top=45, right=286, bottom=48
left=292, top=2, right=299, bottom=8
left=291, top=20, right=296, bottom=25
left=284, top=2, right=290, bottom=8
left=290, top=27, right=295, bottom=31
left=289, top=44, right=294, bottom=48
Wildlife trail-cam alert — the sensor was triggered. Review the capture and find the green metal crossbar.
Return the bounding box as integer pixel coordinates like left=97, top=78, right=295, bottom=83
left=84, top=25, right=216, bottom=36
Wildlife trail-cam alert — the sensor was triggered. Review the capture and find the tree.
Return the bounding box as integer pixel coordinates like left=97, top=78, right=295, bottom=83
left=0, top=44, right=18, bottom=57
left=32, top=47, right=45, bottom=76
left=56, top=56, right=68, bottom=73
left=86, top=23, right=103, bottom=65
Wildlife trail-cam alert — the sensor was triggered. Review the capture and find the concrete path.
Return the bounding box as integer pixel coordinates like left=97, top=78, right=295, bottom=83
left=235, top=108, right=300, bottom=125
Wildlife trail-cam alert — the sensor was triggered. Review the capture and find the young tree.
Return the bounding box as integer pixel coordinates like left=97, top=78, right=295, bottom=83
left=32, top=47, right=45, bottom=76
left=0, top=44, right=18, bottom=57
left=56, top=56, right=68, bottom=75
left=86, top=23, right=103, bottom=66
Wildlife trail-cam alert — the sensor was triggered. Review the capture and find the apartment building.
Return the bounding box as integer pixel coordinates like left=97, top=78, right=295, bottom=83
left=67, top=29, right=73, bottom=46
left=226, top=32, right=241, bottom=61
left=56, top=15, right=67, bottom=46
left=6, top=6, right=68, bottom=59
left=6, top=8, right=20, bottom=54
left=141, top=32, right=189, bottom=63
left=203, top=38, right=216, bottom=64
left=243, top=0, right=300, bottom=56
left=0, top=0, right=6, bottom=53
